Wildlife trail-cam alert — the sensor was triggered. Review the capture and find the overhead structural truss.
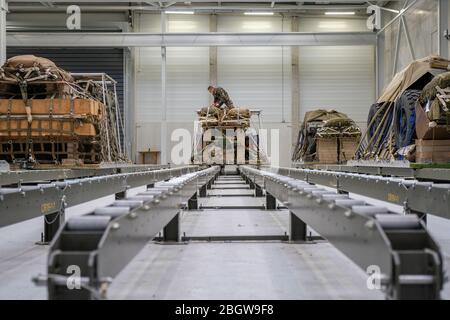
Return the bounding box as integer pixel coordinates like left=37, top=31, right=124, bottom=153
left=240, top=166, right=445, bottom=300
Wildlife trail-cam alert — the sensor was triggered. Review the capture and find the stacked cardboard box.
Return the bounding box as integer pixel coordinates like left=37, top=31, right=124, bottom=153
left=416, top=139, right=450, bottom=163
left=316, top=136, right=358, bottom=164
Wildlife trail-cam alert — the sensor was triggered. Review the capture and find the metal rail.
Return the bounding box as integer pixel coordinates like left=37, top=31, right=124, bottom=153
left=240, top=166, right=445, bottom=300
left=267, top=167, right=450, bottom=220
left=0, top=165, right=195, bottom=230
left=36, top=166, right=219, bottom=300
left=294, top=163, right=450, bottom=182
left=0, top=165, right=170, bottom=186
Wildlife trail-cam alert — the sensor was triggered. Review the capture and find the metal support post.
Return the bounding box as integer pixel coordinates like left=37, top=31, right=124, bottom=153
left=248, top=179, right=255, bottom=189
left=188, top=192, right=198, bottom=210
left=163, top=212, right=180, bottom=242
left=255, top=184, right=263, bottom=197
left=199, top=183, right=207, bottom=197
left=289, top=212, right=307, bottom=241
left=266, top=192, right=277, bottom=210
left=115, top=191, right=126, bottom=200
left=38, top=209, right=65, bottom=244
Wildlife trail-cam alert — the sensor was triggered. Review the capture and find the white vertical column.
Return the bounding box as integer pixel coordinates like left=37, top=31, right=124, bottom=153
left=0, top=0, right=7, bottom=66
left=160, top=11, right=168, bottom=164
left=209, top=14, right=217, bottom=104
left=438, top=0, right=449, bottom=58
left=291, top=16, right=300, bottom=159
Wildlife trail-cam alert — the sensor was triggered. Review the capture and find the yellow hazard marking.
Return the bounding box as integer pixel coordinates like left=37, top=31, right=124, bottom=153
left=41, top=202, right=57, bottom=214
left=387, top=193, right=400, bottom=203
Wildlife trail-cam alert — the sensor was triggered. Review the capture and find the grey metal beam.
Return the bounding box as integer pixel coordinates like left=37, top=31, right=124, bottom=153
left=7, top=4, right=371, bottom=12
left=6, top=31, right=377, bottom=47
left=0, top=165, right=170, bottom=186
left=8, top=0, right=402, bottom=3
left=0, top=166, right=197, bottom=227
left=281, top=167, right=450, bottom=219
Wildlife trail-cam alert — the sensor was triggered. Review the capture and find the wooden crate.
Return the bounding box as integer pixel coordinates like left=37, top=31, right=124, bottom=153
left=339, top=137, right=358, bottom=162
left=316, top=136, right=358, bottom=164
left=0, top=119, right=97, bottom=137
left=416, top=139, right=450, bottom=163
left=0, top=98, right=102, bottom=116
left=316, top=137, right=338, bottom=164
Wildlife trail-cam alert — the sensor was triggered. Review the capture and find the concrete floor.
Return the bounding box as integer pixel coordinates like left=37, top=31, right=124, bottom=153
left=0, top=175, right=449, bottom=299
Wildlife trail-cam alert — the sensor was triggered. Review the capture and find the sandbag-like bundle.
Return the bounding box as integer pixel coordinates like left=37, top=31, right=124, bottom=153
left=224, top=107, right=250, bottom=120
left=1, top=55, right=73, bottom=82
left=198, top=105, right=221, bottom=118
left=420, top=71, right=450, bottom=104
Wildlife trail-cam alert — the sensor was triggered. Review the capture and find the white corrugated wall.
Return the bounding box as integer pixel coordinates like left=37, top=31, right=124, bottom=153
left=133, top=13, right=374, bottom=165
left=298, top=46, right=375, bottom=130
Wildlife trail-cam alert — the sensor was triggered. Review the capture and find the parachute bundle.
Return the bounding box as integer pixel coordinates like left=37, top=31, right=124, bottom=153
left=356, top=56, right=450, bottom=161
left=292, top=109, right=361, bottom=163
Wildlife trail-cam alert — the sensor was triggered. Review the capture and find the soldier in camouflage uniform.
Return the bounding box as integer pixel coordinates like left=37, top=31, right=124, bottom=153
left=208, top=86, right=234, bottom=110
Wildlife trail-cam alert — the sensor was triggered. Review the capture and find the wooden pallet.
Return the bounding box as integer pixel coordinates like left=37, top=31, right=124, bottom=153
left=0, top=139, right=101, bottom=164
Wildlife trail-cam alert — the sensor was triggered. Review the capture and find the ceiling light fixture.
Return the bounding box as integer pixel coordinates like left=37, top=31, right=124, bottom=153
left=324, top=11, right=355, bottom=15
left=244, top=12, right=274, bottom=16
left=165, top=10, right=195, bottom=15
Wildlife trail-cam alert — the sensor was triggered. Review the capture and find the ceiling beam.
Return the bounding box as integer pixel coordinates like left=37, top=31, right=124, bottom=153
left=6, top=31, right=376, bottom=47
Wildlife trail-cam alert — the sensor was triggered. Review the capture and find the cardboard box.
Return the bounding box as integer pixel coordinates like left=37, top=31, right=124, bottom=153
left=415, top=139, right=450, bottom=163
left=316, top=137, right=338, bottom=164
left=415, top=102, right=450, bottom=140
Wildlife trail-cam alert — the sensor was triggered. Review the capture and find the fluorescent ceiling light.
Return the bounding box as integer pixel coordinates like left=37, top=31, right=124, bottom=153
left=165, top=10, right=194, bottom=15
left=324, top=11, right=355, bottom=15
left=244, top=12, right=274, bottom=16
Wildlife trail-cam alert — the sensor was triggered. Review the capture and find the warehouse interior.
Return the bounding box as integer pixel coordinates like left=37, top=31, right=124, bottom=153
left=1, top=0, right=450, bottom=301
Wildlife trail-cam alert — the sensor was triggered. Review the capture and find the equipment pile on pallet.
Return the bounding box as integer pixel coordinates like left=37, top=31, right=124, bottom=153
left=292, top=109, right=361, bottom=164
left=356, top=55, right=450, bottom=164
left=197, top=105, right=251, bottom=129
left=193, top=106, right=268, bottom=164
left=0, top=55, right=126, bottom=167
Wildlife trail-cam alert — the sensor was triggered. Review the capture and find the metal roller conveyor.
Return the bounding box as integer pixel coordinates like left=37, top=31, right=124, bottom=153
left=112, top=200, right=143, bottom=209
left=0, top=165, right=198, bottom=228
left=240, top=166, right=444, bottom=300
left=67, top=216, right=111, bottom=231
left=94, top=207, right=131, bottom=217
left=43, top=166, right=220, bottom=300
left=283, top=167, right=450, bottom=220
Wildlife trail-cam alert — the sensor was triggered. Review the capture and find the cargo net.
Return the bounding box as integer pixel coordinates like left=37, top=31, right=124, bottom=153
left=197, top=106, right=251, bottom=129
left=292, top=109, right=361, bottom=164
left=355, top=55, right=450, bottom=161
left=192, top=108, right=269, bottom=164
left=0, top=55, right=127, bottom=166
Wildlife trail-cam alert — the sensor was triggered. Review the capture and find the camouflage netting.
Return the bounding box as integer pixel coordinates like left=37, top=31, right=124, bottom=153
left=0, top=55, right=74, bottom=84
left=197, top=106, right=251, bottom=128
left=419, top=71, right=450, bottom=122
left=292, top=109, right=361, bottom=162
